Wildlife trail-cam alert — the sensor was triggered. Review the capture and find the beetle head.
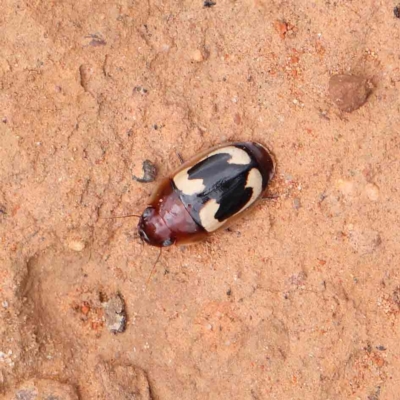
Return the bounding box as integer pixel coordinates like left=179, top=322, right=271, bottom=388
left=138, top=207, right=176, bottom=247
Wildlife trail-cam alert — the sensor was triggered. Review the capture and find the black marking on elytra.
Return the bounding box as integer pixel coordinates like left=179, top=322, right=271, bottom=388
left=173, top=144, right=260, bottom=226
left=214, top=179, right=253, bottom=221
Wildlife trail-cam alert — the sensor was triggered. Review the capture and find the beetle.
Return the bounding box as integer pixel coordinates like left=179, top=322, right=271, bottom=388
left=138, top=141, right=275, bottom=247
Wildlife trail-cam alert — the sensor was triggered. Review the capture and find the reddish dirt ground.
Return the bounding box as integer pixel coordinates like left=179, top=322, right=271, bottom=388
left=1, top=0, right=400, bottom=399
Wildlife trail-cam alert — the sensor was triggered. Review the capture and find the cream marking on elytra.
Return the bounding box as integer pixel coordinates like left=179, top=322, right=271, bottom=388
left=242, top=168, right=263, bottom=211
left=207, top=146, right=251, bottom=165
left=199, top=168, right=263, bottom=232
left=173, top=146, right=251, bottom=196
left=173, top=167, right=205, bottom=195
left=199, top=199, right=227, bottom=232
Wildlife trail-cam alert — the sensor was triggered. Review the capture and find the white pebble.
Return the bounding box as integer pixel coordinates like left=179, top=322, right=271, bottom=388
left=191, top=49, right=203, bottom=62
left=365, top=183, right=379, bottom=201
left=336, top=179, right=354, bottom=196
left=68, top=240, right=86, bottom=252
left=2, top=301, right=8, bottom=308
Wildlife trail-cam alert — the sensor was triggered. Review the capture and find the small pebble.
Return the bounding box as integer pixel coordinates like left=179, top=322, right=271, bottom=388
left=233, top=113, right=241, bottom=125
left=191, top=49, right=204, bottom=62
left=365, top=183, right=380, bottom=201
left=68, top=240, right=86, bottom=252
left=133, top=86, right=148, bottom=95
left=284, top=174, right=293, bottom=183
left=288, top=271, right=307, bottom=286
left=394, top=5, right=400, bottom=18
left=329, top=74, right=372, bottom=112
left=5, top=379, right=79, bottom=400
left=293, top=198, right=301, bottom=210
left=86, top=33, right=107, bottom=47
left=345, top=225, right=381, bottom=255
left=336, top=179, right=354, bottom=196
left=273, top=20, right=288, bottom=39
left=133, top=160, right=157, bottom=183
left=96, top=362, right=152, bottom=400
left=204, top=0, right=216, bottom=7
left=101, top=293, right=127, bottom=334
left=2, top=301, right=9, bottom=308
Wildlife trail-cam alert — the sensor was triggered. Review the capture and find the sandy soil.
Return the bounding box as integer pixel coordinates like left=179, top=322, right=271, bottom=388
left=1, top=0, right=400, bottom=398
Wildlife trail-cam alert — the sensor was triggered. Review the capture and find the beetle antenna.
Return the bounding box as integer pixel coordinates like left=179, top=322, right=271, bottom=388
left=146, top=248, right=162, bottom=287
left=100, top=214, right=141, bottom=220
